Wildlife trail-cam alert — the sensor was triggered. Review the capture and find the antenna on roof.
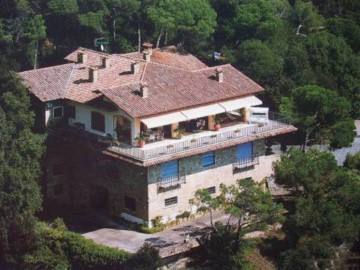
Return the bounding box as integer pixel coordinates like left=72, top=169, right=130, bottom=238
left=94, top=38, right=109, bottom=52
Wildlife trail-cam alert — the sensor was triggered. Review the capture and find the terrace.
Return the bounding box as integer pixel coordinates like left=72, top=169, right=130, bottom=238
left=107, top=112, right=293, bottom=162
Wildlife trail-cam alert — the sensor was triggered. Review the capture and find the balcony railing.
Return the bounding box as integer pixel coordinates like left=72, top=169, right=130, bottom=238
left=108, top=112, right=293, bottom=161
left=157, top=171, right=186, bottom=190
left=233, top=155, right=259, bottom=171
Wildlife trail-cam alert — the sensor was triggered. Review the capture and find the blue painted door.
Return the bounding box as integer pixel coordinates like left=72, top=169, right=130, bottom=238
left=237, top=142, right=253, bottom=160
left=161, top=160, right=179, bottom=180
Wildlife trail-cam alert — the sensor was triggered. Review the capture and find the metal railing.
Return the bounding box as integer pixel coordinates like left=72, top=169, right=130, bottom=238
left=233, top=155, right=259, bottom=170
left=108, top=112, right=292, bottom=161
left=157, top=171, right=186, bottom=190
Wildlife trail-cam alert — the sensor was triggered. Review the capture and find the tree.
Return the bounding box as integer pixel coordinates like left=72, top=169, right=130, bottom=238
left=147, top=0, right=217, bottom=51
left=274, top=149, right=360, bottom=268
left=0, top=72, right=43, bottom=268
left=280, top=85, right=355, bottom=149
left=191, top=179, right=283, bottom=269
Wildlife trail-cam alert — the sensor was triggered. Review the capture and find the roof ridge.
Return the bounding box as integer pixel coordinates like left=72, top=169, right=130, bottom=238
left=140, top=62, right=148, bottom=82
left=18, top=62, right=75, bottom=74
left=76, top=47, right=110, bottom=57
left=192, top=63, right=231, bottom=72
left=146, top=61, right=193, bottom=72
left=62, top=64, right=76, bottom=99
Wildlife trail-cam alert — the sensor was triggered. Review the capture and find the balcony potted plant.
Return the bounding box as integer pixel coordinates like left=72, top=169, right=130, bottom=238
left=135, top=133, right=146, bottom=148
left=174, top=126, right=185, bottom=139
left=214, top=115, right=221, bottom=131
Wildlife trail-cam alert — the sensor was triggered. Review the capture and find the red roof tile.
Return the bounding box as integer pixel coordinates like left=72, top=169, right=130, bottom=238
left=20, top=46, right=264, bottom=116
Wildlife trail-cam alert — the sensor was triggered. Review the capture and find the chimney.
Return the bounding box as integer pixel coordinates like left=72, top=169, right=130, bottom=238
left=101, top=57, right=110, bottom=68
left=131, top=62, right=139, bottom=74
left=89, top=68, right=98, bottom=82
left=77, top=52, right=87, bottom=63
left=216, top=68, right=224, bottom=83
left=140, top=82, right=148, bottom=98
left=142, top=42, right=153, bottom=55
left=143, top=51, right=151, bottom=62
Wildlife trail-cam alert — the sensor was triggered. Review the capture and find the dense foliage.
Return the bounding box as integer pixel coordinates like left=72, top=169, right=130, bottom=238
left=275, top=149, right=360, bottom=268
left=191, top=179, right=283, bottom=269
left=0, top=71, right=43, bottom=268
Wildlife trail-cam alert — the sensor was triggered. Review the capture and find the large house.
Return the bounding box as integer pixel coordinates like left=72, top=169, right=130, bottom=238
left=19, top=45, right=296, bottom=226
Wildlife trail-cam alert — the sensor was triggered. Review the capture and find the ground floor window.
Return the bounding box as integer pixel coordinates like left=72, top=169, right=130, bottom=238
left=124, top=195, right=136, bottom=211
left=207, top=186, right=216, bottom=194
left=164, top=196, right=178, bottom=207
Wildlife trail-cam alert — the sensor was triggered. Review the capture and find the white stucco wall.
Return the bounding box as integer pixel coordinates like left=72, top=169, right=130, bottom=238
left=68, top=102, right=137, bottom=141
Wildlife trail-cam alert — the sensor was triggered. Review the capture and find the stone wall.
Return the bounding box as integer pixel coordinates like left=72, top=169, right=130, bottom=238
left=147, top=140, right=278, bottom=223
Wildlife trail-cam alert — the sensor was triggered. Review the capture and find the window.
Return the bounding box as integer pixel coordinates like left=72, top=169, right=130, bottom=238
left=237, top=142, right=253, bottom=161
left=53, top=106, right=63, bottom=118
left=165, top=196, right=178, bottom=207
left=207, top=186, right=216, bottom=194
left=160, top=160, right=179, bottom=181
left=91, top=111, right=105, bottom=132
left=67, top=105, right=76, bottom=118
left=202, top=151, right=215, bottom=167
left=124, top=196, right=136, bottom=211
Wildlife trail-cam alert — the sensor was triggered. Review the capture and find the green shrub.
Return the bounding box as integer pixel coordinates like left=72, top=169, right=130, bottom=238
left=139, top=225, right=164, bottom=234
left=176, top=211, right=191, bottom=219
left=125, top=243, right=162, bottom=270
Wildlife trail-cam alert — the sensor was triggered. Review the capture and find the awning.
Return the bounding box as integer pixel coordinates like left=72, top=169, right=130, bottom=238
left=141, top=111, right=188, bottom=129
left=219, top=96, right=262, bottom=112
left=182, top=104, right=225, bottom=120
left=141, top=95, right=263, bottom=128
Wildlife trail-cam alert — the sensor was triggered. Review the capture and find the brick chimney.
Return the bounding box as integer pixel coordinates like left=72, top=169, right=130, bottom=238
left=89, top=68, right=98, bottom=82
left=143, top=42, right=153, bottom=55
left=101, top=57, right=110, bottom=68
left=131, top=62, right=139, bottom=74
left=216, top=68, right=223, bottom=83
left=77, top=52, right=87, bottom=63
left=143, top=51, right=151, bottom=62
left=140, top=82, right=148, bottom=98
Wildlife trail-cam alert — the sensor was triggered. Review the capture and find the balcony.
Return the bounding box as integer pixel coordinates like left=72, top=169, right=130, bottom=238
left=157, top=171, right=186, bottom=191
left=107, top=112, right=294, bottom=162
left=233, top=155, right=259, bottom=172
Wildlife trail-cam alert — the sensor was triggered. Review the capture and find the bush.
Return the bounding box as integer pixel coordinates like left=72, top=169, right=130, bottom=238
left=125, top=243, right=162, bottom=270
left=24, top=221, right=132, bottom=270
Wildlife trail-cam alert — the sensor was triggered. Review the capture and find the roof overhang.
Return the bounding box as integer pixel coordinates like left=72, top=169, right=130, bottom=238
left=141, top=95, right=263, bottom=129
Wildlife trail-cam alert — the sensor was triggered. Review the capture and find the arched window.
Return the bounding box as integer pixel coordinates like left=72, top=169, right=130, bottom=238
left=91, top=111, right=105, bottom=132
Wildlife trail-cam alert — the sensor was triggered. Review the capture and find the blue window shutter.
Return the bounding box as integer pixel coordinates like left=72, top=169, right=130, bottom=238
left=237, top=143, right=253, bottom=160
left=202, top=152, right=215, bottom=167
left=161, top=160, right=179, bottom=179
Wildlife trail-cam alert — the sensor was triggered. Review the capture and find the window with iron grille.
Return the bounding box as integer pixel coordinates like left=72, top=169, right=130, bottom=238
left=124, top=195, right=136, bottom=211
left=164, top=196, right=178, bottom=207
left=91, top=111, right=105, bottom=132
left=202, top=151, right=215, bottom=167
left=207, top=186, right=216, bottom=194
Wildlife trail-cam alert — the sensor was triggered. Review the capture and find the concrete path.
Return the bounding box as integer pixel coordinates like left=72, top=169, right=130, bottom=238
left=83, top=211, right=229, bottom=255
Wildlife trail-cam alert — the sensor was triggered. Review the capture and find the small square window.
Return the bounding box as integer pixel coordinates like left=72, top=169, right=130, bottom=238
left=124, top=196, right=136, bottom=212
left=53, top=106, right=64, bottom=118
left=164, top=196, right=178, bottom=207
left=207, top=186, right=216, bottom=194
left=202, top=152, right=215, bottom=167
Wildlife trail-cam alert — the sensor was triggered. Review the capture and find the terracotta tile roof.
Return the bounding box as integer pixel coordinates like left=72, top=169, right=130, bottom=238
left=102, top=62, right=263, bottom=118
left=103, top=125, right=298, bottom=167
left=18, top=63, right=75, bottom=101
left=20, top=46, right=264, bottom=116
